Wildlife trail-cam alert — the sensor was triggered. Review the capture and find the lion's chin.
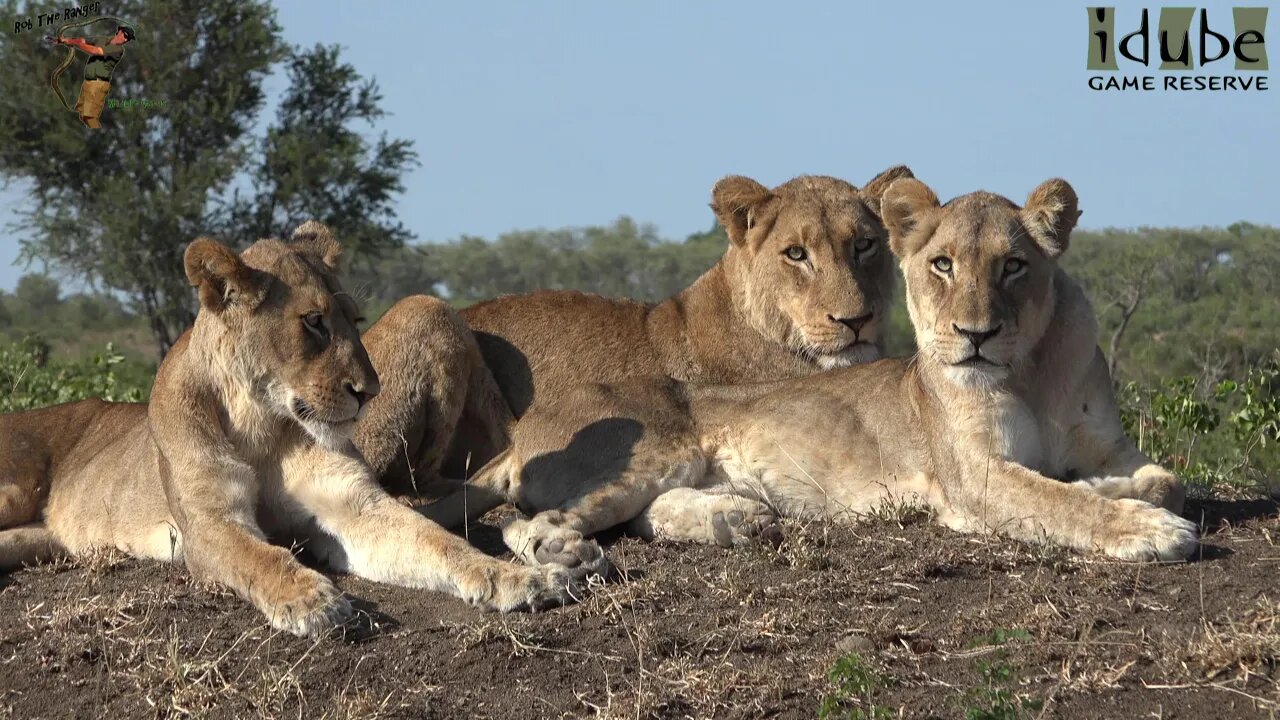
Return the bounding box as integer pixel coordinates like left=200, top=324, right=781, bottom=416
left=296, top=417, right=356, bottom=451
left=286, top=397, right=357, bottom=450
left=942, top=361, right=1011, bottom=389
left=814, top=341, right=881, bottom=370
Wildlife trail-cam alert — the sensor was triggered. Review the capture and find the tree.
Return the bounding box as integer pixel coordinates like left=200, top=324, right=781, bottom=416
left=13, top=274, right=61, bottom=311
left=1066, top=226, right=1280, bottom=387
left=222, top=45, right=418, bottom=257
left=0, top=2, right=416, bottom=358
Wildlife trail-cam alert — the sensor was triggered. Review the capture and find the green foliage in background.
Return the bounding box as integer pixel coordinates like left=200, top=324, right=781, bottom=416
left=0, top=337, right=148, bottom=413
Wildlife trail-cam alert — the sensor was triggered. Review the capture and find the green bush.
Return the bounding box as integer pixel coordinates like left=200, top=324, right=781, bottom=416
left=1119, top=353, right=1280, bottom=493
left=0, top=337, right=150, bottom=413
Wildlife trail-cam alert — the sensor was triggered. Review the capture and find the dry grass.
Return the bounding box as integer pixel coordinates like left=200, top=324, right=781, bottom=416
left=1, top=498, right=1277, bottom=719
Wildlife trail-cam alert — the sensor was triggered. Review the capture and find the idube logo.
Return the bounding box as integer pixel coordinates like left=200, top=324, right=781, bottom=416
left=1087, top=7, right=1269, bottom=92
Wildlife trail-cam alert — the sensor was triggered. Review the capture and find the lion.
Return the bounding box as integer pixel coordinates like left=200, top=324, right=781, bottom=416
left=382, top=167, right=914, bottom=527
left=0, top=222, right=576, bottom=636
left=437, top=177, right=1197, bottom=572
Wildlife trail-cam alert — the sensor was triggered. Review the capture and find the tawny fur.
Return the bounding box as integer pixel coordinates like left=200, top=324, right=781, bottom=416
left=0, top=223, right=576, bottom=636
left=442, top=179, right=1196, bottom=573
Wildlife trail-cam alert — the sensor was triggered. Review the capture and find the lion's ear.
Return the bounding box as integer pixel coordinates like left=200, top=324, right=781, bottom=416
left=1021, top=179, right=1080, bottom=260
left=859, top=164, right=914, bottom=215
left=184, top=238, right=262, bottom=313
left=880, top=178, right=941, bottom=257
left=710, top=176, right=772, bottom=246
left=290, top=220, right=343, bottom=271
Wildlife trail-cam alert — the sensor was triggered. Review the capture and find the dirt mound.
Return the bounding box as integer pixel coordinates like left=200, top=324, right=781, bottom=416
left=1, top=498, right=1276, bottom=719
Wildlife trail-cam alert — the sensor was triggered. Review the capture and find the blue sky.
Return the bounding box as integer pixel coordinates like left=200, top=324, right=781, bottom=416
left=1, top=0, right=1276, bottom=291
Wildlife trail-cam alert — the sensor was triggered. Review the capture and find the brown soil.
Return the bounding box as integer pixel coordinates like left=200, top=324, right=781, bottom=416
left=1, top=498, right=1277, bottom=720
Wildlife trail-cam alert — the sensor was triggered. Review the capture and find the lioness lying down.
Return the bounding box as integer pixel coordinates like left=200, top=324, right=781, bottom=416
left=368, top=168, right=911, bottom=508
left=418, top=167, right=912, bottom=526
left=442, top=178, right=1197, bottom=571
left=0, top=223, right=574, bottom=636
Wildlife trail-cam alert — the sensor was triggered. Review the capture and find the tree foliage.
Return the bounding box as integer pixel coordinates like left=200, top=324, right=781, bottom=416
left=221, top=44, right=418, bottom=256
left=0, top=1, right=416, bottom=358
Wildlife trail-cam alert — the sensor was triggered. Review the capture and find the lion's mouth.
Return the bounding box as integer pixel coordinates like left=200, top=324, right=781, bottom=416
left=290, top=397, right=357, bottom=426
left=811, top=340, right=881, bottom=370
left=811, top=338, right=874, bottom=354
left=954, top=354, right=1002, bottom=368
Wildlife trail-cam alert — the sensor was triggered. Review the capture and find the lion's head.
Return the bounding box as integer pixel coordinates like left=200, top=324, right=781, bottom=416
left=183, top=221, right=380, bottom=448
left=880, top=177, right=1081, bottom=387
left=710, top=166, right=910, bottom=369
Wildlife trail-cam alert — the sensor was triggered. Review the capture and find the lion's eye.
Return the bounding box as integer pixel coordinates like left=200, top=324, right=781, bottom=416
left=931, top=257, right=953, bottom=274
left=302, top=312, right=328, bottom=338
left=1003, top=258, right=1027, bottom=276
left=784, top=246, right=808, bottom=262
left=853, top=237, right=875, bottom=254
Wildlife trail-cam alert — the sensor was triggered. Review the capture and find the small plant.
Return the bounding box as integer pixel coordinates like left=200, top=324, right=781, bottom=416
left=967, top=628, right=1032, bottom=648
left=960, top=629, right=1043, bottom=720
left=818, top=652, right=894, bottom=720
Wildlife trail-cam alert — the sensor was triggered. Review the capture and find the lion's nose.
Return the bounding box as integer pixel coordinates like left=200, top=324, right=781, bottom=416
left=345, top=379, right=380, bottom=408
left=953, top=324, right=1002, bottom=349
left=831, top=312, right=874, bottom=337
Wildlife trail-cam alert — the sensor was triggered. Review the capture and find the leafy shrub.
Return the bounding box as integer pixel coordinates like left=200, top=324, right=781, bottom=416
left=0, top=337, right=149, bottom=413
left=1119, top=354, right=1280, bottom=494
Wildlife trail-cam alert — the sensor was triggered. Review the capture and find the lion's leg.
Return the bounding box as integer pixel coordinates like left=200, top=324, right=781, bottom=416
left=186, top=519, right=350, bottom=636
left=1065, top=353, right=1186, bottom=513
left=0, top=483, right=41, bottom=530
left=944, top=459, right=1197, bottom=561
left=415, top=448, right=516, bottom=530
left=355, top=295, right=511, bottom=501
left=287, top=446, right=577, bottom=611
left=173, top=459, right=351, bottom=637
left=502, top=446, right=708, bottom=574
left=0, top=524, right=67, bottom=570
left=181, top=515, right=352, bottom=637
left=625, top=487, right=778, bottom=548
left=1073, top=442, right=1186, bottom=513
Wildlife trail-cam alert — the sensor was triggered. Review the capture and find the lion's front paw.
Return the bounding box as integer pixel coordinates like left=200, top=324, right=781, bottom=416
left=264, top=568, right=352, bottom=637
left=504, top=517, right=614, bottom=579
left=1076, top=474, right=1185, bottom=513
left=531, top=527, right=614, bottom=579
left=707, top=498, right=779, bottom=548
left=522, top=564, right=582, bottom=611
left=477, top=563, right=583, bottom=612
left=1095, top=499, right=1198, bottom=562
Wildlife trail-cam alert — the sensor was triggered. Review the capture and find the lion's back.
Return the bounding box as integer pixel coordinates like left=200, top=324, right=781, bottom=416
left=462, top=290, right=664, bottom=416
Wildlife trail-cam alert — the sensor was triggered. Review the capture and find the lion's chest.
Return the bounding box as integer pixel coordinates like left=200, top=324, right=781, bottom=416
left=977, top=394, right=1049, bottom=468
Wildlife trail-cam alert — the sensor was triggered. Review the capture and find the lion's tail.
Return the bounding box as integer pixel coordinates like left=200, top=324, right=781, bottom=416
left=0, top=418, right=67, bottom=569
left=415, top=449, right=514, bottom=530
left=0, top=524, right=67, bottom=570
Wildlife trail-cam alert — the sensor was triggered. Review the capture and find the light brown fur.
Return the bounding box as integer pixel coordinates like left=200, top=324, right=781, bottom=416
left=441, top=179, right=1196, bottom=573
left=0, top=223, right=576, bottom=636
left=463, top=168, right=909, bottom=418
